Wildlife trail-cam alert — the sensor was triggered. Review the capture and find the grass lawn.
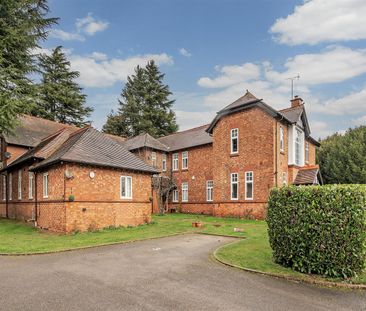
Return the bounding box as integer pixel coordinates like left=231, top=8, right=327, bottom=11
left=0, top=214, right=247, bottom=254
left=0, top=213, right=364, bottom=285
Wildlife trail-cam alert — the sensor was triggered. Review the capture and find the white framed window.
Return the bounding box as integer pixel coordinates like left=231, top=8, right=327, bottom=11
left=231, top=173, right=238, bottom=200
left=151, top=151, right=157, bottom=167
left=29, top=172, right=34, bottom=199
left=120, top=176, right=132, bottom=199
left=182, top=182, right=188, bottom=202
left=206, top=180, right=213, bottom=202
left=18, top=170, right=22, bottom=200
left=182, top=151, right=188, bottom=169
left=282, top=172, right=287, bottom=186
left=2, top=175, right=6, bottom=201
left=172, top=153, right=179, bottom=171
left=245, top=171, right=254, bottom=200
left=9, top=173, right=12, bottom=200
left=43, top=173, right=49, bottom=198
left=172, top=189, right=178, bottom=202
left=231, top=128, right=239, bottom=154
left=162, top=154, right=167, bottom=171
left=280, top=126, right=284, bottom=152
left=295, top=129, right=302, bottom=166
left=305, top=141, right=309, bottom=163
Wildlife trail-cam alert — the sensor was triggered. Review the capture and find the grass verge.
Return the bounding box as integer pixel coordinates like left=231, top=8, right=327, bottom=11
left=214, top=220, right=366, bottom=286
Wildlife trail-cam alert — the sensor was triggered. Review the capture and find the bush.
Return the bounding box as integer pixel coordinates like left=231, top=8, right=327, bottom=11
left=267, top=185, right=366, bottom=278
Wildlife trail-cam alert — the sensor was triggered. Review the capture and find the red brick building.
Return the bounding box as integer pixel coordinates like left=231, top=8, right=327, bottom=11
left=123, top=91, right=321, bottom=218
left=0, top=91, right=321, bottom=231
left=0, top=117, right=157, bottom=232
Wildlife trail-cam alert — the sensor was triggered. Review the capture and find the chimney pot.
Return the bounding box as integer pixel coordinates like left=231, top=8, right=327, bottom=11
left=290, top=95, right=303, bottom=108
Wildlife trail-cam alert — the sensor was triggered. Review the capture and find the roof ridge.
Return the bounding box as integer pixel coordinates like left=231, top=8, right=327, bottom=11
left=279, top=104, right=304, bottom=112
left=22, top=114, right=77, bottom=129
left=50, top=127, right=90, bottom=161
left=160, top=124, right=210, bottom=138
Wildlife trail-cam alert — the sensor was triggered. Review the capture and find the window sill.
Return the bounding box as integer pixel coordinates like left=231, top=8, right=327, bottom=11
left=230, top=153, right=239, bottom=157
left=181, top=168, right=188, bottom=171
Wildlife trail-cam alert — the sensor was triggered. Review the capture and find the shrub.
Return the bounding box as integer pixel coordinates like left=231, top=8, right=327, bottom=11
left=267, top=185, right=366, bottom=278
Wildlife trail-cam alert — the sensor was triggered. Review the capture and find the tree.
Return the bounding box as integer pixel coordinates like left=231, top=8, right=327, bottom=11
left=317, top=126, right=366, bottom=184
left=0, top=0, right=57, bottom=134
left=103, top=60, right=178, bottom=137
left=33, top=46, right=93, bottom=126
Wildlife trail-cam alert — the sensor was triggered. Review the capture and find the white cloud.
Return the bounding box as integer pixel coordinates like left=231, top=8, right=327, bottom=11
left=50, top=29, right=85, bottom=42
left=352, top=115, right=366, bottom=126
left=70, top=53, right=173, bottom=87
left=270, top=0, right=366, bottom=45
left=311, top=87, right=366, bottom=116
left=50, top=13, right=109, bottom=42
left=76, top=13, right=109, bottom=35
left=90, top=52, right=108, bottom=61
left=265, top=46, right=366, bottom=86
left=198, top=63, right=261, bottom=88
left=179, top=48, right=192, bottom=57
left=175, top=110, right=215, bottom=130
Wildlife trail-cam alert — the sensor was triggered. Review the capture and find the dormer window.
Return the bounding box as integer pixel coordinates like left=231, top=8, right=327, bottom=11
left=231, top=128, right=238, bottom=154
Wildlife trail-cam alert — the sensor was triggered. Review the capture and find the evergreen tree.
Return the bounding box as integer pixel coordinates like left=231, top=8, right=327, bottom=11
left=317, top=126, right=366, bottom=184
left=103, top=60, right=178, bottom=137
left=34, top=46, right=93, bottom=126
left=0, top=0, right=57, bottom=134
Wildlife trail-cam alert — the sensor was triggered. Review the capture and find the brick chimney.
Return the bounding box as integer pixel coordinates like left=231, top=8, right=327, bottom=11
left=290, top=95, right=303, bottom=108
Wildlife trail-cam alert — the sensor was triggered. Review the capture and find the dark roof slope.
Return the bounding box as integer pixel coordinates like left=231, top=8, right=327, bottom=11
left=219, top=90, right=261, bottom=112
left=293, top=166, right=322, bottom=185
left=158, top=125, right=212, bottom=152
left=122, top=133, right=168, bottom=152
left=4, top=115, right=77, bottom=147
left=279, top=105, right=304, bottom=123
left=207, top=91, right=291, bottom=134
left=31, top=127, right=158, bottom=173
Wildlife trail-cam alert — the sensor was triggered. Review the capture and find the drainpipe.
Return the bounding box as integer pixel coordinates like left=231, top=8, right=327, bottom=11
left=275, top=121, right=278, bottom=187
left=34, top=171, right=38, bottom=226
left=5, top=174, right=8, bottom=218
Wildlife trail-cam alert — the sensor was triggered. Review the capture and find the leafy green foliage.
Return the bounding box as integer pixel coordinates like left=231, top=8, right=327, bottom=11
left=0, top=0, right=58, bottom=134
left=317, top=126, right=366, bottom=184
left=267, top=185, right=366, bottom=278
left=103, top=60, right=178, bottom=137
left=32, top=46, right=93, bottom=126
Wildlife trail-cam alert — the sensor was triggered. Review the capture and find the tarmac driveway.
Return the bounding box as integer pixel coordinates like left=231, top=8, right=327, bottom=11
left=0, top=234, right=365, bottom=311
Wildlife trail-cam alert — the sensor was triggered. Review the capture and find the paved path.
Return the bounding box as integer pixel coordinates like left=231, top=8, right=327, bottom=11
left=0, top=234, right=365, bottom=311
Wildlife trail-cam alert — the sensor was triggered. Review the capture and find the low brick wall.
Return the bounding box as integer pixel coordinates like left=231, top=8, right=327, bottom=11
left=37, top=202, right=66, bottom=232
left=177, top=203, right=213, bottom=215
left=0, top=202, right=6, bottom=217
left=7, top=202, right=34, bottom=221
left=213, top=202, right=267, bottom=219
left=65, top=202, right=152, bottom=233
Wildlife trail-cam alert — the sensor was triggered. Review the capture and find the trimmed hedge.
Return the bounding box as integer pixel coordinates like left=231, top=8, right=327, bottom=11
left=267, top=185, right=366, bottom=278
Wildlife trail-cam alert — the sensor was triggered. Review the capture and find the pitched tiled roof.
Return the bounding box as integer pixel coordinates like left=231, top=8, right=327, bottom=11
left=3, top=128, right=74, bottom=171
left=31, top=127, right=158, bottom=173
left=122, top=133, right=169, bottom=152
left=279, top=105, right=304, bottom=123
left=104, top=133, right=127, bottom=145
left=206, top=91, right=292, bottom=134
left=157, top=124, right=212, bottom=152
left=293, top=166, right=322, bottom=185
left=4, top=115, right=77, bottom=147
left=218, top=90, right=261, bottom=113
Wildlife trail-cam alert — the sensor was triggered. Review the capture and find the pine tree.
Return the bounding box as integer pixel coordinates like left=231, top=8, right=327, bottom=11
left=34, top=46, right=93, bottom=126
left=0, top=0, right=58, bottom=134
left=317, top=126, right=366, bottom=184
left=103, top=60, right=178, bottom=137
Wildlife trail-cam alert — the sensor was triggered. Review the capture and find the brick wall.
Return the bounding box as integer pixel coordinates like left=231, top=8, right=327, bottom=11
left=1, top=162, right=153, bottom=232
left=211, top=107, right=276, bottom=219
left=167, top=144, right=214, bottom=214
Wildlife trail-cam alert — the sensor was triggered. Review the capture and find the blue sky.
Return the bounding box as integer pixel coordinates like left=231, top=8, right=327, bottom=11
left=42, top=0, right=366, bottom=138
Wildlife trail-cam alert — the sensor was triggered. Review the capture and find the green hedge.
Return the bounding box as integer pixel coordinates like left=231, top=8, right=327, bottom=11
left=267, top=185, right=366, bottom=278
